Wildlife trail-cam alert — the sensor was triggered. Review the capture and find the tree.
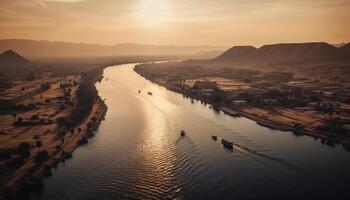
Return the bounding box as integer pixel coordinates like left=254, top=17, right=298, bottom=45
left=41, top=83, right=51, bottom=90
left=17, top=142, right=31, bottom=158
left=17, top=117, right=23, bottom=123
left=58, top=131, right=65, bottom=138
left=34, top=151, right=49, bottom=164
left=315, top=102, right=321, bottom=111
left=212, top=90, right=227, bottom=103
left=31, top=114, right=39, bottom=120
left=35, top=140, right=42, bottom=148
left=57, top=117, right=67, bottom=127
left=45, top=98, right=51, bottom=104
left=86, top=122, right=92, bottom=130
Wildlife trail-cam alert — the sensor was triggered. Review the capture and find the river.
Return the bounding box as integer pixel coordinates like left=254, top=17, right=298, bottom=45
left=31, top=63, right=350, bottom=200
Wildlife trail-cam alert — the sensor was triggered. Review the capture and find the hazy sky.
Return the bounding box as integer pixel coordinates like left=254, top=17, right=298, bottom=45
left=0, top=0, right=349, bottom=46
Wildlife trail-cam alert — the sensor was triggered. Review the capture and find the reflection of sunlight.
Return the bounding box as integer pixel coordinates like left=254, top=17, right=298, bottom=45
left=142, top=84, right=178, bottom=147
left=137, top=0, right=171, bottom=25
left=134, top=80, right=180, bottom=194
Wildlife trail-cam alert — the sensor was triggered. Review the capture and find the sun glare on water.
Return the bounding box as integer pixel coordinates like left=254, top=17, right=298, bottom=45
left=137, top=0, right=171, bottom=25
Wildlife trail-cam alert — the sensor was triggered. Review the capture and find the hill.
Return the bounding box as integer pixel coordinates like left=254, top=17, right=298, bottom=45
left=0, top=39, right=226, bottom=58
left=0, top=50, right=30, bottom=65
left=340, top=43, right=350, bottom=55
left=214, top=42, right=349, bottom=65
left=214, top=46, right=257, bottom=63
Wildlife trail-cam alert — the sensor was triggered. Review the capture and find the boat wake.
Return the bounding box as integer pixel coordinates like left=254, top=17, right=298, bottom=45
left=231, top=143, right=350, bottom=185
left=234, top=143, right=310, bottom=175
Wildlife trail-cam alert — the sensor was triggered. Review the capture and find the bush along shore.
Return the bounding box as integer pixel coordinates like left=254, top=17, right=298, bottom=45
left=0, top=67, right=108, bottom=200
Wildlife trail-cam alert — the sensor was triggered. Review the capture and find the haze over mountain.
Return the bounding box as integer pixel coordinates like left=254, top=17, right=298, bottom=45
left=0, top=50, right=30, bottom=65
left=0, top=39, right=226, bottom=59
left=213, top=42, right=350, bottom=65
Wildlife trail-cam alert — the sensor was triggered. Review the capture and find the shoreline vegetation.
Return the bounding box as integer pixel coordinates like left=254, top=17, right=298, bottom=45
left=0, top=56, right=174, bottom=200
left=0, top=66, right=108, bottom=200
left=134, top=63, right=350, bottom=148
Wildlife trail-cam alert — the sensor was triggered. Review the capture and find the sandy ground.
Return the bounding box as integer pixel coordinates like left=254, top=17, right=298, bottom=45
left=243, top=107, right=326, bottom=131
left=0, top=73, right=107, bottom=198
left=185, top=77, right=250, bottom=91
left=3, top=99, right=106, bottom=190
left=0, top=75, right=79, bottom=149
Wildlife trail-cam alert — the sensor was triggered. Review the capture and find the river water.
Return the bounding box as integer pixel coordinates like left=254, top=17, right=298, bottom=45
left=31, top=63, right=350, bottom=200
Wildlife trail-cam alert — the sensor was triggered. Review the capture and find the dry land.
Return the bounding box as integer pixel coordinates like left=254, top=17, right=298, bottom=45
left=134, top=62, right=350, bottom=147
left=0, top=68, right=107, bottom=199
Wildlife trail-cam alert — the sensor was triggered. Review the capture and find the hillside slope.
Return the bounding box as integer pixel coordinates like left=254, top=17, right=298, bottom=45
left=0, top=50, right=30, bottom=65
left=214, top=42, right=349, bottom=65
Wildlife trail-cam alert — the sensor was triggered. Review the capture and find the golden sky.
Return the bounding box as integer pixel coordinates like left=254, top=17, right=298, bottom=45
left=0, top=0, right=349, bottom=46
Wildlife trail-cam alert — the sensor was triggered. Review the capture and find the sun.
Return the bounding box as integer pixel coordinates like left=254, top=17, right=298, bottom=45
left=137, top=0, right=171, bottom=25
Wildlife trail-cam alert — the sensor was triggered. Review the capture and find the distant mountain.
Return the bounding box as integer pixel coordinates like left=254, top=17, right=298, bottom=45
left=340, top=43, right=350, bottom=54
left=192, top=50, right=223, bottom=59
left=215, top=46, right=257, bottom=63
left=332, top=43, right=347, bottom=48
left=0, top=50, right=30, bottom=65
left=214, top=42, right=349, bottom=65
left=255, top=42, right=345, bottom=64
left=0, top=39, right=226, bottom=58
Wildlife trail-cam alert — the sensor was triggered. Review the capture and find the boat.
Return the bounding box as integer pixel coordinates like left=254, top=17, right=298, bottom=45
left=180, top=130, right=186, bottom=137
left=221, top=138, right=233, bottom=149
left=211, top=135, right=217, bottom=140
left=148, top=92, right=153, bottom=95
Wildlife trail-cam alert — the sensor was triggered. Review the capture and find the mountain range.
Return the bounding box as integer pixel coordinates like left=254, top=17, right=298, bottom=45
left=1, top=40, right=349, bottom=68
left=214, top=42, right=350, bottom=65
left=0, top=39, right=226, bottom=58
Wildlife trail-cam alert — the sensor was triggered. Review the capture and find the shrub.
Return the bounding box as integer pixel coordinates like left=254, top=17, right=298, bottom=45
left=33, top=135, right=40, bottom=140
left=57, top=117, right=66, bottom=127
left=212, top=90, right=227, bottom=103
left=77, top=138, right=88, bottom=146
left=55, top=145, right=62, bottom=151
left=17, top=142, right=31, bottom=158
left=17, top=117, right=23, bottom=123
left=86, top=122, right=92, bottom=129
left=59, top=105, right=66, bottom=110
left=58, top=131, right=65, bottom=138
left=41, top=83, right=51, bottom=90
left=34, top=151, right=49, bottom=164
left=0, top=150, right=11, bottom=159
left=35, top=140, right=42, bottom=148
left=31, top=114, right=39, bottom=120
left=45, top=98, right=51, bottom=104
left=8, top=157, right=24, bottom=168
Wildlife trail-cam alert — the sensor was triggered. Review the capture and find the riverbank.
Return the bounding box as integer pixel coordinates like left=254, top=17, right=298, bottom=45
left=134, top=68, right=350, bottom=148
left=0, top=68, right=108, bottom=200
left=25, top=62, right=350, bottom=200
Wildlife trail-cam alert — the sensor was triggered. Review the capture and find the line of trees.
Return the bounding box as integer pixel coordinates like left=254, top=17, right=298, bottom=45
left=61, top=68, right=102, bottom=128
